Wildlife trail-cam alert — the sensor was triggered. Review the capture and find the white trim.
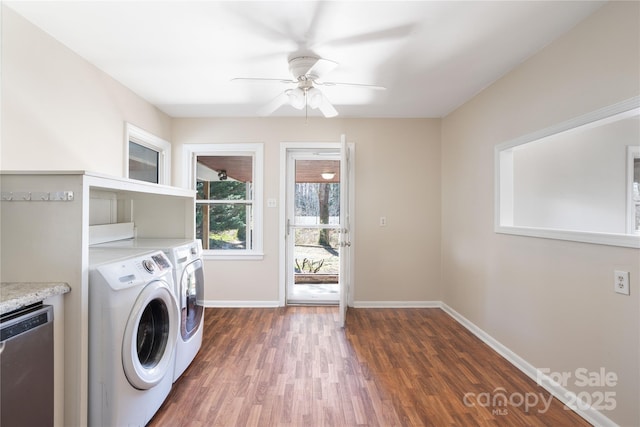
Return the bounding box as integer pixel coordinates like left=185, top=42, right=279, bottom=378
left=495, top=225, right=640, bottom=249
left=202, top=253, right=264, bottom=261
left=125, top=123, right=171, bottom=185
left=202, top=300, right=280, bottom=308
left=495, top=97, right=640, bottom=153
left=494, top=97, right=640, bottom=249
left=627, top=145, right=640, bottom=234
left=353, top=300, right=442, bottom=308
left=279, top=141, right=344, bottom=307
left=278, top=144, right=288, bottom=306
left=440, top=303, right=617, bottom=427
left=182, top=143, right=264, bottom=257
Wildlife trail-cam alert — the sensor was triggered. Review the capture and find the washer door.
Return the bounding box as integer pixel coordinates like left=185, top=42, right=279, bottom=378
left=180, top=260, right=204, bottom=340
left=122, top=280, right=178, bottom=390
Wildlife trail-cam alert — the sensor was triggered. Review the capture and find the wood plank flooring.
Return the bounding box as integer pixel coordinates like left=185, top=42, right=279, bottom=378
left=149, top=307, right=590, bottom=426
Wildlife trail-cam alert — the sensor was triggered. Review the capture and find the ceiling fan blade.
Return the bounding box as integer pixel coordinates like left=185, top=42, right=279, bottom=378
left=231, top=77, right=297, bottom=84
left=305, top=1, right=331, bottom=48
left=322, top=23, right=416, bottom=48
left=226, top=3, right=296, bottom=44
left=306, top=58, right=338, bottom=80
left=257, top=92, right=289, bottom=116
left=317, top=95, right=338, bottom=118
left=316, top=81, right=387, bottom=91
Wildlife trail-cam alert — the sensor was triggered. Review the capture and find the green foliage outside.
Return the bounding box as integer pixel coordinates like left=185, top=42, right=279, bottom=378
left=196, top=180, right=251, bottom=249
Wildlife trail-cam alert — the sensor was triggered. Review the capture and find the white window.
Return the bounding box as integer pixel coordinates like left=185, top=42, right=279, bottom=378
left=183, top=143, right=264, bottom=259
left=125, top=123, right=171, bottom=185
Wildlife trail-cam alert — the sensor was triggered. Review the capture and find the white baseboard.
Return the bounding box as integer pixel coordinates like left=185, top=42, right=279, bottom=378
left=352, top=300, right=442, bottom=308
left=203, top=300, right=280, bottom=308
left=440, top=303, right=617, bottom=427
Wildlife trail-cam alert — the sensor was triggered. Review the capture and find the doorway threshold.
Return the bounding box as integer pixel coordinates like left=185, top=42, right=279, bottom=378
left=287, top=283, right=339, bottom=306
left=287, top=300, right=338, bottom=306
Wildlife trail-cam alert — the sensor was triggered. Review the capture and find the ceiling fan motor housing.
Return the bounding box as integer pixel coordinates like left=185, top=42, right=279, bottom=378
left=289, top=56, right=322, bottom=80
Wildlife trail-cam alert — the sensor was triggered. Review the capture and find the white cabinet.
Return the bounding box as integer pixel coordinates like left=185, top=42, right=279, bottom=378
left=0, top=171, right=195, bottom=427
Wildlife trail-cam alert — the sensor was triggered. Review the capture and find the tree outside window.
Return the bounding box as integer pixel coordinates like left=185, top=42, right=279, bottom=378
left=195, top=155, right=254, bottom=251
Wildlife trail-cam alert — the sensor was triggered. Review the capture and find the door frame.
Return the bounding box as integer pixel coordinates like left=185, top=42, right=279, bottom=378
left=278, top=141, right=355, bottom=307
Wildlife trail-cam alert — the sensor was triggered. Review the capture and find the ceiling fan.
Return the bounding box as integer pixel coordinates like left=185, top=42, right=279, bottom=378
left=232, top=56, right=386, bottom=118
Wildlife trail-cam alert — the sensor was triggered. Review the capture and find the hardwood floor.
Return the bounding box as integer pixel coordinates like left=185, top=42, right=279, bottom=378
left=149, top=307, right=589, bottom=426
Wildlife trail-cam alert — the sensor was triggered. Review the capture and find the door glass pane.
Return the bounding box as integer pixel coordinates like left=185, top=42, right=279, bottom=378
left=294, top=227, right=339, bottom=284
left=129, top=141, right=159, bottom=183
left=292, top=159, right=340, bottom=301
left=294, top=159, right=340, bottom=225
left=137, top=299, right=169, bottom=368
left=181, top=261, right=204, bottom=339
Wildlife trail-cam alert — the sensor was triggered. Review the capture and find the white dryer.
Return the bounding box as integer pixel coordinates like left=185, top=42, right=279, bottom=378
left=91, top=238, right=205, bottom=381
left=88, top=248, right=179, bottom=427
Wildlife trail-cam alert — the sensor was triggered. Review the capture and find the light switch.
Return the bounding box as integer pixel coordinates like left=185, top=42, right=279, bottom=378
left=267, top=198, right=277, bottom=208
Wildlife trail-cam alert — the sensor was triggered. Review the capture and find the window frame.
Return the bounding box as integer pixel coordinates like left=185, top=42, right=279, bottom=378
left=627, top=145, right=640, bottom=234
left=494, top=97, right=640, bottom=249
left=183, top=143, right=264, bottom=260
left=125, top=123, right=171, bottom=185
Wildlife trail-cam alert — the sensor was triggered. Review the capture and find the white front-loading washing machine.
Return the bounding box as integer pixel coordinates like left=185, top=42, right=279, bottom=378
left=91, top=238, right=204, bottom=382
left=88, top=248, right=179, bottom=427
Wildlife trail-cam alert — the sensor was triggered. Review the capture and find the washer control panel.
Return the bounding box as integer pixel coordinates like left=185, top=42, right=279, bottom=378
left=94, top=250, right=174, bottom=290
left=142, top=259, right=156, bottom=273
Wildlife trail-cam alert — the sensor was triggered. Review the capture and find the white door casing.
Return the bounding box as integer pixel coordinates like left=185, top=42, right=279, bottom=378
left=278, top=139, right=354, bottom=320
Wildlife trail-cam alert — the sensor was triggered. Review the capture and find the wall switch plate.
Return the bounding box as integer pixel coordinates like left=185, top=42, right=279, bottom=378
left=267, top=198, right=277, bottom=208
left=379, top=216, right=387, bottom=227
left=614, top=270, right=630, bottom=295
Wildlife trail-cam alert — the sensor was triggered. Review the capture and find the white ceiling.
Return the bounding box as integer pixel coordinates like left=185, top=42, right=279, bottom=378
left=6, top=1, right=605, bottom=118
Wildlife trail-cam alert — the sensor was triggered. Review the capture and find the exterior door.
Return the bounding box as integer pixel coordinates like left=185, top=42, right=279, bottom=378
left=285, top=147, right=341, bottom=305
left=338, top=135, right=351, bottom=327
left=282, top=138, right=353, bottom=325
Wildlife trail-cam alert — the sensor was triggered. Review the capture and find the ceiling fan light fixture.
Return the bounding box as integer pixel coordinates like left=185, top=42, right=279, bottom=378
left=236, top=54, right=379, bottom=119
left=307, top=87, right=324, bottom=109
left=287, top=87, right=305, bottom=110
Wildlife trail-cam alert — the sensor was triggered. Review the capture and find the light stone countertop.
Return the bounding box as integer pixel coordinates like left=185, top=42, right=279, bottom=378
left=0, top=282, right=71, bottom=315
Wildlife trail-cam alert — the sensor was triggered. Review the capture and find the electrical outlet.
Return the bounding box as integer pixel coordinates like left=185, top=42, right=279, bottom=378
left=614, top=270, right=630, bottom=295
left=379, top=216, right=387, bottom=227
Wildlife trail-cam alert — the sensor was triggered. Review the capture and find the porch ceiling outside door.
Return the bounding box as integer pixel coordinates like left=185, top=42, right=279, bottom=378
left=295, top=160, right=340, bottom=183
left=198, top=156, right=339, bottom=184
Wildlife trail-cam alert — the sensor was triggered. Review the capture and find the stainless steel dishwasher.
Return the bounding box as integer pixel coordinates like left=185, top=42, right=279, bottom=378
left=1, top=303, right=54, bottom=427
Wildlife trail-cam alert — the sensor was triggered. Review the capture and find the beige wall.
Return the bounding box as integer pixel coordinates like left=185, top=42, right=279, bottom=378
left=441, top=2, right=640, bottom=425
left=4, top=1, right=639, bottom=425
left=0, top=5, right=171, bottom=174
left=172, top=118, right=442, bottom=304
